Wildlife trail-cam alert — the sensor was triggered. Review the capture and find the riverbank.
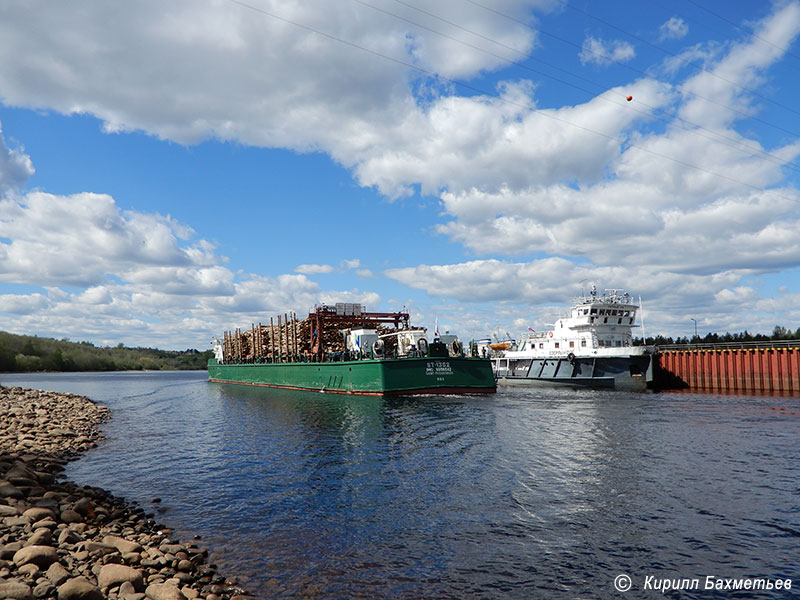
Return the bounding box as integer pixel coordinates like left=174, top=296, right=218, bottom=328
left=0, top=386, right=253, bottom=600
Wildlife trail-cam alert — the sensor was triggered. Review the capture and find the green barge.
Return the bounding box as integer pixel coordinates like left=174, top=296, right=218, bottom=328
left=209, top=303, right=496, bottom=396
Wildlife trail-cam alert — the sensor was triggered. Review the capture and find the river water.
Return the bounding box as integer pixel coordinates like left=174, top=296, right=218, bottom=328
left=2, top=371, right=798, bottom=598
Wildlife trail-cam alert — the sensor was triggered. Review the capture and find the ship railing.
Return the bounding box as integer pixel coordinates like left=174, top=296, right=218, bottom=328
left=656, top=339, right=800, bottom=352
left=222, top=346, right=464, bottom=364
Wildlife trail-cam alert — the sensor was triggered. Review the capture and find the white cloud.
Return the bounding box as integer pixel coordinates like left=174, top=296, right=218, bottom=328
left=0, top=192, right=219, bottom=287
left=295, top=258, right=367, bottom=275
left=355, top=77, right=674, bottom=197
left=0, top=2, right=799, bottom=344
left=0, top=125, right=34, bottom=197
left=659, top=17, right=689, bottom=41
left=423, top=4, right=800, bottom=289
left=383, top=258, right=777, bottom=339
left=342, top=258, right=361, bottom=270
left=0, top=293, right=50, bottom=315
left=74, top=286, right=113, bottom=305
left=0, top=164, right=380, bottom=347
left=678, top=2, right=800, bottom=128
left=579, top=36, right=636, bottom=66
left=0, top=0, right=542, bottom=155
left=294, top=264, right=335, bottom=275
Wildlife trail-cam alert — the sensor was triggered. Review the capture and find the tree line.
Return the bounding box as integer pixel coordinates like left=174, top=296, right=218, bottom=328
left=0, top=331, right=213, bottom=373
left=636, top=325, right=800, bottom=347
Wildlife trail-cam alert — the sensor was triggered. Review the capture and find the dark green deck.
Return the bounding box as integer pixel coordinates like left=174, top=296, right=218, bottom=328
left=208, top=356, right=496, bottom=396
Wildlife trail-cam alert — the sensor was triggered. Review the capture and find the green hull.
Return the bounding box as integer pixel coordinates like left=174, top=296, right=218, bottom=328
left=208, top=357, right=496, bottom=396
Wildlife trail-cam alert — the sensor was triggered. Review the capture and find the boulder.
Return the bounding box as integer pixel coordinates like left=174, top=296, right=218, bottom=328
left=79, top=541, right=118, bottom=557
left=72, top=497, right=91, bottom=516
left=98, top=564, right=144, bottom=591
left=22, top=507, right=55, bottom=522
left=47, top=562, right=71, bottom=587
left=33, top=581, right=56, bottom=598
left=25, top=528, right=53, bottom=546
left=145, top=583, right=187, bottom=600
left=60, top=509, right=83, bottom=523
left=0, top=503, right=20, bottom=516
left=0, top=580, right=33, bottom=600
left=58, top=527, right=81, bottom=545
left=13, top=545, right=59, bottom=568
left=4, top=515, right=31, bottom=527
left=57, top=577, right=103, bottom=600
left=103, top=535, right=143, bottom=554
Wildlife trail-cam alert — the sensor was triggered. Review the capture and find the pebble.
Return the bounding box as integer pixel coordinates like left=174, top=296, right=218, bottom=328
left=0, top=386, right=255, bottom=600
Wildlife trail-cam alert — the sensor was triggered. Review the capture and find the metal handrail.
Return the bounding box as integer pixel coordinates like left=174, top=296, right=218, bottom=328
left=657, top=339, right=800, bottom=351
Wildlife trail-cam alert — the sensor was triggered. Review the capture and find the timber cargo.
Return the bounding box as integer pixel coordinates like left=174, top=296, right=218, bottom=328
left=209, top=303, right=496, bottom=396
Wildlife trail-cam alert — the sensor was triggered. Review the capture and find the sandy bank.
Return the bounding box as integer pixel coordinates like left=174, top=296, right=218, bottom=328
left=0, top=386, right=255, bottom=600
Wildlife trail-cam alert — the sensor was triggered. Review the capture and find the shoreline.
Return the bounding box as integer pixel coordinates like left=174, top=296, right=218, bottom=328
left=0, top=385, right=254, bottom=600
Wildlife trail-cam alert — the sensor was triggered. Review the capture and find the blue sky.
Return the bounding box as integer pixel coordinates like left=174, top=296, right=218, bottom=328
left=2, top=0, right=800, bottom=349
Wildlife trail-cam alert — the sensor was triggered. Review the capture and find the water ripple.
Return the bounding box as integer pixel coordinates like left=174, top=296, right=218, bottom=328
left=3, top=372, right=799, bottom=599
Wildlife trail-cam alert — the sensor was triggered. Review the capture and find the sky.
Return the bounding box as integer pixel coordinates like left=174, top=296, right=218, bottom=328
left=2, top=0, right=800, bottom=350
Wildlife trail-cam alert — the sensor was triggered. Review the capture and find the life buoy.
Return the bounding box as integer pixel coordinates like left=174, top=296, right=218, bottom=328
left=372, top=339, right=385, bottom=356
left=548, top=331, right=553, bottom=338
left=567, top=352, right=575, bottom=362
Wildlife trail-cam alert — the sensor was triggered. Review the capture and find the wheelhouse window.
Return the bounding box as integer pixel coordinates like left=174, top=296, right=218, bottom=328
left=569, top=341, right=575, bottom=348
left=554, top=342, right=560, bottom=348
left=581, top=339, right=587, bottom=347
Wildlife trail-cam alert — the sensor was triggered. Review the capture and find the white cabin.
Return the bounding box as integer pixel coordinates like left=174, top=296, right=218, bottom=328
left=501, top=287, right=649, bottom=360
left=344, top=328, right=379, bottom=354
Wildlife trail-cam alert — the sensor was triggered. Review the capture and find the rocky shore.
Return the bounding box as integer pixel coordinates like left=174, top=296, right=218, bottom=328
left=0, top=386, right=254, bottom=600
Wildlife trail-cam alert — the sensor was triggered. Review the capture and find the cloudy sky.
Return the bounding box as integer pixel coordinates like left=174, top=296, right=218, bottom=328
left=2, top=0, right=800, bottom=349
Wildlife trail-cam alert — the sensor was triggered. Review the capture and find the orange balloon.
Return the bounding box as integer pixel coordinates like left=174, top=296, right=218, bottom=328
left=626, top=95, right=633, bottom=101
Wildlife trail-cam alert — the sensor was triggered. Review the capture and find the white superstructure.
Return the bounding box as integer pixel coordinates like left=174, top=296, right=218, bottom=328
left=499, top=286, right=651, bottom=361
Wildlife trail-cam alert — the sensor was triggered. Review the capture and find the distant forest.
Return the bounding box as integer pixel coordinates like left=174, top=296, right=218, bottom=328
left=0, top=331, right=212, bottom=373
left=637, top=325, right=800, bottom=346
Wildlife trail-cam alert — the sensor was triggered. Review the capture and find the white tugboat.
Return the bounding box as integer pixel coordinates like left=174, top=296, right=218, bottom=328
left=491, top=286, right=655, bottom=390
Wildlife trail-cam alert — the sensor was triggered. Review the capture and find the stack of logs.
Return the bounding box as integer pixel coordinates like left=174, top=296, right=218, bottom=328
left=222, top=312, right=308, bottom=362
left=221, top=305, right=413, bottom=363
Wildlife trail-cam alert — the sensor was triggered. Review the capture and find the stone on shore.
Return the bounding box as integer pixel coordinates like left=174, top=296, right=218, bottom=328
left=60, top=509, right=83, bottom=523
left=47, top=561, right=71, bottom=586
left=57, top=576, right=103, bottom=600
left=98, top=564, right=145, bottom=591
left=0, top=385, right=254, bottom=600
left=13, top=544, right=59, bottom=568
left=103, top=534, right=143, bottom=554
left=0, top=480, right=24, bottom=498
left=145, top=583, right=187, bottom=600
left=22, top=506, right=55, bottom=521
left=0, top=580, right=33, bottom=600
